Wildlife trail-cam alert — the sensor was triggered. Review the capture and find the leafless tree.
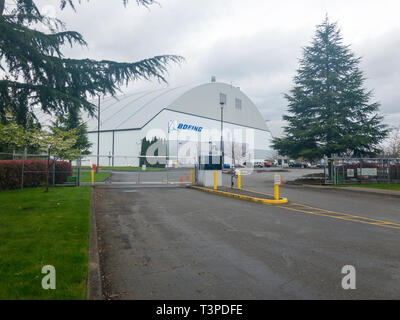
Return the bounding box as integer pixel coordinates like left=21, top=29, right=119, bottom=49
left=382, top=126, right=400, bottom=158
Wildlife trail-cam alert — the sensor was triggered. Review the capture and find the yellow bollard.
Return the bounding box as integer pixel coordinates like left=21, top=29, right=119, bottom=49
left=91, top=169, right=94, bottom=185
left=214, top=170, right=217, bottom=190
left=237, top=170, right=241, bottom=190
left=274, top=184, right=279, bottom=200
left=274, top=174, right=281, bottom=200
left=191, top=170, right=194, bottom=183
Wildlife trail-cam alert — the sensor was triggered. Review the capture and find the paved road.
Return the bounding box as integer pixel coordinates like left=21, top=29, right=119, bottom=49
left=226, top=169, right=400, bottom=224
left=94, top=170, right=400, bottom=299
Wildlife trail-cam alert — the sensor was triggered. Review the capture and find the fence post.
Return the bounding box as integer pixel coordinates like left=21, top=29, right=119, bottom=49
left=52, top=158, right=56, bottom=186
left=166, top=160, right=169, bottom=184
left=331, top=155, right=336, bottom=185
left=45, top=149, right=50, bottom=192
left=91, top=164, right=95, bottom=185
left=137, top=157, right=140, bottom=184
left=77, top=155, right=81, bottom=187
left=21, top=147, right=26, bottom=190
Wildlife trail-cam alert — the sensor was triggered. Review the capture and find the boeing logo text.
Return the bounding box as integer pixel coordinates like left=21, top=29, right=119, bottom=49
left=177, top=123, right=203, bottom=132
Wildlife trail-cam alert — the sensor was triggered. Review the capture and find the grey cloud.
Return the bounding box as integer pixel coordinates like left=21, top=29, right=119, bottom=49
left=356, top=29, right=400, bottom=118
left=33, top=0, right=400, bottom=131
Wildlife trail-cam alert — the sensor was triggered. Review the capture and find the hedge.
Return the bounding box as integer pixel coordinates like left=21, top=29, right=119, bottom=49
left=0, top=159, right=72, bottom=191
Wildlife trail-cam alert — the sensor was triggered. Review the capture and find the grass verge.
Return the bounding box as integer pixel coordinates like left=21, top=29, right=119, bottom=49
left=79, top=171, right=111, bottom=183
left=0, top=187, right=91, bottom=299
left=337, top=183, right=400, bottom=191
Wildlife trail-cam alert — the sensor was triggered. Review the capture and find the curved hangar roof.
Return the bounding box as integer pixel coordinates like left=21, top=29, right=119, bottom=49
left=85, top=82, right=269, bottom=132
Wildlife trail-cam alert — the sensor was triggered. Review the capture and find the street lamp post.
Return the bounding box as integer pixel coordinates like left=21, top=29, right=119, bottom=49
left=220, top=93, right=226, bottom=169
left=96, top=94, right=101, bottom=173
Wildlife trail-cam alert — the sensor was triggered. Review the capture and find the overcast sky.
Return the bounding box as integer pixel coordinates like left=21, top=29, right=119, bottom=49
left=36, top=0, right=400, bottom=137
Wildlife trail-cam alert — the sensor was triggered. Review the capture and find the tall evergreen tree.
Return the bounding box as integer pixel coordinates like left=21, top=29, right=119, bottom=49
left=0, top=0, right=182, bottom=125
left=51, top=109, right=92, bottom=155
left=272, top=17, right=388, bottom=159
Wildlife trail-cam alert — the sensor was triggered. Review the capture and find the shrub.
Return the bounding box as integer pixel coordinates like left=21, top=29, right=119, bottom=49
left=0, top=159, right=72, bottom=191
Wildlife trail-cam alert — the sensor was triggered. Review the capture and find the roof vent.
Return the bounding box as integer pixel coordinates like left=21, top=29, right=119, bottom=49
left=211, top=76, right=216, bottom=83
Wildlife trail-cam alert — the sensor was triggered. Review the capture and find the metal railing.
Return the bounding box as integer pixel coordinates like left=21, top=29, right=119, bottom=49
left=76, top=154, right=197, bottom=185
left=324, top=157, right=400, bottom=185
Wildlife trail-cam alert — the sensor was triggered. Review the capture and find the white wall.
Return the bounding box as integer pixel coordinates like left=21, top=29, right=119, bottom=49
left=113, top=130, right=141, bottom=166
left=141, top=109, right=273, bottom=165
left=87, top=130, right=141, bottom=167
left=87, top=109, right=273, bottom=167
left=87, top=131, right=113, bottom=166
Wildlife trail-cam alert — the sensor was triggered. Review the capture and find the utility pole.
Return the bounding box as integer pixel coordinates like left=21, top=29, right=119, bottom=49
left=221, top=106, right=224, bottom=168
left=96, top=95, right=100, bottom=173
left=220, top=93, right=226, bottom=169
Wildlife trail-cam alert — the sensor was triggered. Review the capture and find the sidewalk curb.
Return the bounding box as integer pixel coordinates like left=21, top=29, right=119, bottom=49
left=87, top=187, right=103, bottom=300
left=190, top=186, right=288, bottom=204
left=301, top=184, right=400, bottom=198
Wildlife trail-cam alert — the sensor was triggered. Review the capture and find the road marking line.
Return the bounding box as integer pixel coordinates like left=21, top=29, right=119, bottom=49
left=194, top=185, right=400, bottom=231
left=283, top=202, right=400, bottom=224
left=277, top=203, right=400, bottom=231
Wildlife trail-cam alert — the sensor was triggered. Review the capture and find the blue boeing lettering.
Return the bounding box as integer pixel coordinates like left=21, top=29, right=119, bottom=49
left=175, top=123, right=203, bottom=132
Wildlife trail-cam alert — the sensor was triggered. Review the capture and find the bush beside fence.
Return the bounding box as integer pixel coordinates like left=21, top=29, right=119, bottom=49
left=327, top=159, right=400, bottom=184
left=0, top=159, right=72, bottom=191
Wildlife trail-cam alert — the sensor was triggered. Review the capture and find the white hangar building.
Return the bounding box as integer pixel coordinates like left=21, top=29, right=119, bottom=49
left=84, top=81, right=273, bottom=167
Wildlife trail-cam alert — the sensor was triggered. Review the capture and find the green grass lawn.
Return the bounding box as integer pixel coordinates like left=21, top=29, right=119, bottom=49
left=78, top=171, right=111, bottom=183
left=338, top=183, right=400, bottom=191
left=0, top=187, right=91, bottom=299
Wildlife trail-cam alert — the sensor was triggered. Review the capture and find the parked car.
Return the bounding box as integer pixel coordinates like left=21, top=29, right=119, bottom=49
left=254, top=162, right=264, bottom=168
left=289, top=162, right=303, bottom=168
left=264, top=161, right=272, bottom=167
left=303, top=162, right=312, bottom=168
left=289, top=161, right=311, bottom=168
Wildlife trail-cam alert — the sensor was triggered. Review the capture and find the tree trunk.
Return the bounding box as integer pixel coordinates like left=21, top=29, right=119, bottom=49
left=0, top=0, right=5, bottom=16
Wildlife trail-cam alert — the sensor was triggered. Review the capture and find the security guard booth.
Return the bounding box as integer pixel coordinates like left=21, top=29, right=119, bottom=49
left=196, top=155, right=222, bottom=188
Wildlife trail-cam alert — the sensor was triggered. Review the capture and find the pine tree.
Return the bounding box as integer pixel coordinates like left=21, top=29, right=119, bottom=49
left=272, top=17, right=388, bottom=159
left=51, top=109, right=92, bottom=155
left=0, top=0, right=182, bottom=125
left=139, top=137, right=166, bottom=167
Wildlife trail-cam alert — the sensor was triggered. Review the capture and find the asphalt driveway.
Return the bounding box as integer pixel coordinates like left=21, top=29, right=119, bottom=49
left=94, top=182, right=400, bottom=299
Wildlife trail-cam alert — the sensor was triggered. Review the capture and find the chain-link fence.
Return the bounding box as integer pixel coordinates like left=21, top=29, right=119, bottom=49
left=1, top=149, right=248, bottom=188
left=0, top=151, right=77, bottom=191
left=324, top=157, right=400, bottom=185
left=75, top=154, right=197, bottom=185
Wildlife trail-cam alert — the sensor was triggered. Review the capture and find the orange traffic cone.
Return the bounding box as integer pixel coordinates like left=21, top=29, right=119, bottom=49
left=180, top=176, right=183, bottom=183
left=280, top=177, right=283, bottom=186
left=187, top=173, right=190, bottom=180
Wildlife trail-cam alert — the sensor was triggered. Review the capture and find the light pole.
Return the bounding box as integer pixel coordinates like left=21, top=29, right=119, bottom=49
left=220, top=93, right=226, bottom=169
left=96, top=94, right=101, bottom=173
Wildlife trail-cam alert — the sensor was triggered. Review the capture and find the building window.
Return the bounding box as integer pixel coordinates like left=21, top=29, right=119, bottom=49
left=220, top=93, right=227, bottom=105
left=235, top=98, right=242, bottom=110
